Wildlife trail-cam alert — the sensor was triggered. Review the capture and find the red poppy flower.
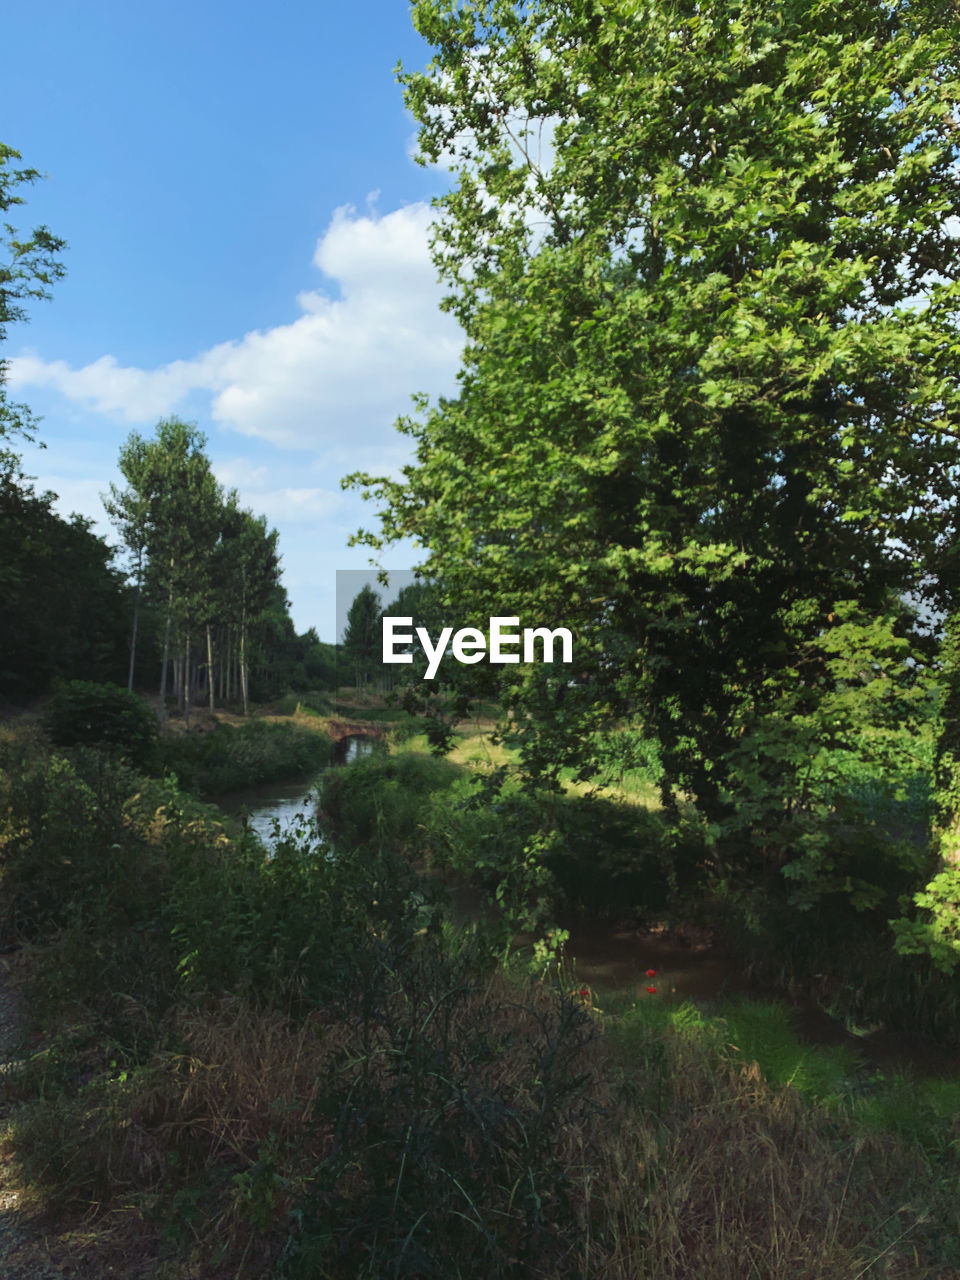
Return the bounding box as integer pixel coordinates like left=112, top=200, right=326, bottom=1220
left=646, top=986, right=657, bottom=994
left=645, top=968, right=657, bottom=977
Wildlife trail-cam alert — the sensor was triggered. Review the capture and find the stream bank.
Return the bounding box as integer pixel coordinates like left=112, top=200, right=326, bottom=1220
left=215, top=734, right=373, bottom=843
left=214, top=739, right=958, bottom=1084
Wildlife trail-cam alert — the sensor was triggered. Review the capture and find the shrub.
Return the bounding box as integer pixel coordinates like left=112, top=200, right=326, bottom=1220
left=158, top=719, right=336, bottom=795
left=316, top=749, right=461, bottom=851
left=42, top=680, right=158, bottom=768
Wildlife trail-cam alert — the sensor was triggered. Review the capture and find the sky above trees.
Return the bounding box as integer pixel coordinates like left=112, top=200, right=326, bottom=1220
left=1, top=0, right=461, bottom=639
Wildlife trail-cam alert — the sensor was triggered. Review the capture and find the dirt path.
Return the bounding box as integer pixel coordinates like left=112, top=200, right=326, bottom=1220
left=0, top=958, right=73, bottom=1280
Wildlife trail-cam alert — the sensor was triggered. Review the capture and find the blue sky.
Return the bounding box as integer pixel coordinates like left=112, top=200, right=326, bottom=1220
left=2, top=0, right=462, bottom=641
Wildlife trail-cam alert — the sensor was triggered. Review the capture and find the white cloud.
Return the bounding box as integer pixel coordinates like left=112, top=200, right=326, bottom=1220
left=213, top=458, right=269, bottom=490
left=25, top=474, right=115, bottom=541
left=8, top=353, right=202, bottom=423
left=247, top=486, right=347, bottom=524
left=8, top=202, right=462, bottom=449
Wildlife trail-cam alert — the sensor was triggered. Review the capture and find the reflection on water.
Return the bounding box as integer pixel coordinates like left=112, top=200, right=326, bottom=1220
left=218, top=735, right=373, bottom=847
left=566, top=921, right=732, bottom=1002
left=221, top=777, right=325, bottom=846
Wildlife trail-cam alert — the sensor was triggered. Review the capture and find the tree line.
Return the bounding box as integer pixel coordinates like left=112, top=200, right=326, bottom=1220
left=0, top=144, right=335, bottom=707
left=108, top=417, right=294, bottom=720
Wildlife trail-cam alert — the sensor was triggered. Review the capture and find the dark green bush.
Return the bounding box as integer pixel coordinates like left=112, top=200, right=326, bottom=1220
left=316, top=749, right=461, bottom=851
left=42, top=680, right=158, bottom=768
left=158, top=719, right=335, bottom=795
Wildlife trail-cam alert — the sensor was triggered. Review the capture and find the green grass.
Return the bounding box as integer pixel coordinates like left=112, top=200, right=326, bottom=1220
left=606, top=990, right=960, bottom=1155
left=852, top=1074, right=960, bottom=1162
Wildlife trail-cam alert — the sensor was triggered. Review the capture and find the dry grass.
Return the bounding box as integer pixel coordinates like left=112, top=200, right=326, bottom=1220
left=5, top=975, right=607, bottom=1277
left=4, top=982, right=955, bottom=1279
left=160, top=706, right=333, bottom=736
left=597, top=1018, right=951, bottom=1280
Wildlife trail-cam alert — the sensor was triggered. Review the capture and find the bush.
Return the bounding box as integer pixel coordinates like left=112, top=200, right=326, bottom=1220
left=42, top=680, right=158, bottom=768
left=158, top=719, right=336, bottom=795
left=316, top=749, right=461, bottom=851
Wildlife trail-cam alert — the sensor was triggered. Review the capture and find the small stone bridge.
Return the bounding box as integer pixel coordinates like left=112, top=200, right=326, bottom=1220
left=326, top=719, right=386, bottom=743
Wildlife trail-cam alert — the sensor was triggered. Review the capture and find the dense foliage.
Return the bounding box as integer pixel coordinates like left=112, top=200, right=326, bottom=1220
left=158, top=717, right=336, bottom=795
left=3, top=727, right=959, bottom=1277
left=0, top=472, right=130, bottom=699
left=42, top=679, right=158, bottom=768
left=0, top=147, right=128, bottom=698
left=340, top=582, right=382, bottom=688
left=351, top=0, right=960, bottom=961
left=107, top=418, right=337, bottom=715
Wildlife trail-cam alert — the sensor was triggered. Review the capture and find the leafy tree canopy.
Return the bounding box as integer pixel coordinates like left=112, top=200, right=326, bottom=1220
left=342, top=583, right=383, bottom=688
left=0, top=143, right=66, bottom=456
left=353, top=0, right=960, bottom=783
left=349, top=0, right=960, bottom=893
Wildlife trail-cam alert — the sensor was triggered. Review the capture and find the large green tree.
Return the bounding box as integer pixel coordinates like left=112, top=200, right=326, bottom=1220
left=104, top=434, right=153, bottom=690
left=351, top=0, right=960, bottom=884
left=227, top=505, right=282, bottom=715
left=108, top=419, right=220, bottom=706
left=0, top=146, right=128, bottom=698
left=107, top=425, right=285, bottom=716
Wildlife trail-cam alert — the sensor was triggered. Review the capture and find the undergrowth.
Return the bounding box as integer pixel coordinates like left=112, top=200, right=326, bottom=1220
left=158, top=717, right=336, bottom=796
left=1, top=725, right=958, bottom=1278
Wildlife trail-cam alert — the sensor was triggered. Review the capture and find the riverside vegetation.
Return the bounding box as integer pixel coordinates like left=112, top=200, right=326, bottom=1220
left=0, top=685, right=959, bottom=1278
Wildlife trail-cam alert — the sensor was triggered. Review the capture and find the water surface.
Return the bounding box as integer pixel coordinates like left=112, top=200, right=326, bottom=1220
left=217, top=735, right=373, bottom=844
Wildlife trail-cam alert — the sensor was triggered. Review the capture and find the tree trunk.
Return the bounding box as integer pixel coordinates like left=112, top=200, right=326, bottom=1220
left=183, top=627, right=192, bottom=728
left=207, top=623, right=215, bottom=712
left=240, top=610, right=249, bottom=716
left=159, top=588, right=174, bottom=707
left=127, top=548, right=142, bottom=692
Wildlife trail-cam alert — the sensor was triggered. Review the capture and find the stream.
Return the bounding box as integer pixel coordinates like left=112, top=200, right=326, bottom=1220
left=217, top=735, right=373, bottom=844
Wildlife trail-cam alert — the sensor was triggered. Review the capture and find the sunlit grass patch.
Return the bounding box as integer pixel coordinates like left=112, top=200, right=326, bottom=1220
left=559, top=766, right=662, bottom=809
left=718, top=998, right=861, bottom=1103
left=607, top=993, right=859, bottom=1101
left=446, top=727, right=516, bottom=770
